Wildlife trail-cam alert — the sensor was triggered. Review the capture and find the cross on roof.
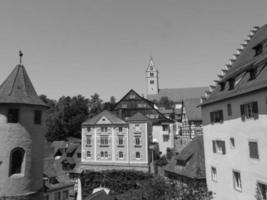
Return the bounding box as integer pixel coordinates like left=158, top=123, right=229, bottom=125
left=19, top=50, right=23, bottom=64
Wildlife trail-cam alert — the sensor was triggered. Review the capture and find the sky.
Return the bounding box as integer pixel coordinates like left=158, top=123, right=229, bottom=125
left=0, top=0, right=267, bottom=101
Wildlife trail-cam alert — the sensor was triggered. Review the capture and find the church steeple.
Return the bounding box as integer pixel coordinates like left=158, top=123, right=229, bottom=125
left=146, top=57, right=159, bottom=96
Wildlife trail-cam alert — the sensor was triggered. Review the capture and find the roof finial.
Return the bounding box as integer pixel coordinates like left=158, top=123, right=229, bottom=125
left=19, top=50, right=23, bottom=65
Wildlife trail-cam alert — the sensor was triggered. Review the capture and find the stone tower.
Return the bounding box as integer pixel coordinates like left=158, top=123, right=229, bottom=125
left=146, top=57, right=159, bottom=95
left=0, top=55, right=47, bottom=200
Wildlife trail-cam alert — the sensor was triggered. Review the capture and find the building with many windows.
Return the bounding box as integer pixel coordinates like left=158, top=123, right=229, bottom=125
left=81, top=111, right=152, bottom=172
left=201, top=24, right=267, bottom=200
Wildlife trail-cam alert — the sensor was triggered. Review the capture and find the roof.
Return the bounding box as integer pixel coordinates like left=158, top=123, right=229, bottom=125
left=0, top=64, right=46, bottom=107
left=83, top=110, right=126, bottom=125
left=183, top=98, right=202, bottom=121
left=127, top=112, right=151, bottom=122
left=202, top=24, right=267, bottom=106
left=165, top=136, right=205, bottom=179
left=147, top=87, right=208, bottom=102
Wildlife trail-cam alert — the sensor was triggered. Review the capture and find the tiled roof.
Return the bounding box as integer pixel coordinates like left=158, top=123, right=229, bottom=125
left=202, top=24, right=267, bottom=106
left=83, top=110, right=126, bottom=125
left=0, top=64, right=46, bottom=107
left=165, top=136, right=205, bottom=179
left=127, top=112, right=151, bottom=122
left=147, top=87, right=207, bottom=102
left=183, top=98, right=202, bottom=121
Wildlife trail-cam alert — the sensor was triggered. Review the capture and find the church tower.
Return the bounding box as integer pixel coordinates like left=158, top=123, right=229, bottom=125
left=0, top=52, right=47, bottom=200
left=146, top=57, right=159, bottom=95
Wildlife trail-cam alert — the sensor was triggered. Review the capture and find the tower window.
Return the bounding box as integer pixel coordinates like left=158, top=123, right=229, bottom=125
left=150, top=72, right=154, bottom=77
left=7, top=109, right=19, bottom=123
left=34, top=110, right=42, bottom=124
left=150, top=80, right=154, bottom=84
left=9, top=147, right=25, bottom=176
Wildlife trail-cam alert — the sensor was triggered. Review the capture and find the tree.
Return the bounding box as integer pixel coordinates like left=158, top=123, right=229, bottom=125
left=103, top=96, right=117, bottom=111
left=158, top=96, right=174, bottom=109
left=88, top=93, right=103, bottom=118
left=45, top=95, right=89, bottom=141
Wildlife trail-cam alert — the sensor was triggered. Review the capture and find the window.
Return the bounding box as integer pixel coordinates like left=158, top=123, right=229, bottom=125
left=249, top=141, right=259, bottom=159
left=129, top=94, right=136, bottom=99
left=211, top=167, right=217, bottom=182
left=258, top=182, right=267, bottom=200
left=210, top=110, right=224, bottom=124
left=137, top=103, right=146, bottom=108
left=227, top=104, right=232, bottom=116
left=233, top=170, right=242, bottom=191
left=249, top=68, right=257, bottom=80
left=163, top=135, right=169, bottom=142
left=100, top=151, right=108, bottom=158
left=86, top=135, right=92, bottom=146
left=119, top=127, right=123, bottom=132
left=162, top=125, right=169, bottom=131
left=150, top=80, right=154, bottom=84
left=44, top=195, right=49, bottom=200
left=9, top=147, right=25, bottom=176
left=254, top=44, right=263, bottom=56
left=228, top=78, right=235, bottom=90
left=77, top=153, right=81, bottom=158
left=230, top=138, right=235, bottom=148
left=49, top=176, right=59, bottom=184
left=136, top=152, right=141, bottom=159
left=219, top=82, right=225, bottom=91
left=34, top=110, right=42, bottom=124
left=63, top=190, right=69, bottom=199
left=54, top=192, right=61, bottom=200
left=150, top=72, right=154, bottom=77
left=212, top=140, right=226, bottom=154
left=135, top=124, right=141, bottom=132
left=119, top=151, right=123, bottom=159
left=121, top=103, right=127, bottom=108
left=87, top=127, right=91, bottom=132
left=87, top=151, right=91, bottom=158
left=101, top=127, right=108, bottom=132
left=7, top=109, right=19, bottom=123
left=240, top=101, right=258, bottom=121
left=100, top=136, right=109, bottom=146
left=135, top=136, right=141, bottom=146
left=118, top=136, right=124, bottom=146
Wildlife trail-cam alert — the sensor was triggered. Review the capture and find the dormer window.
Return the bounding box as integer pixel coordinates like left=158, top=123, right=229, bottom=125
left=219, top=82, right=225, bottom=91
left=253, top=44, right=263, bottom=56
left=248, top=68, right=257, bottom=80
left=228, top=78, right=235, bottom=90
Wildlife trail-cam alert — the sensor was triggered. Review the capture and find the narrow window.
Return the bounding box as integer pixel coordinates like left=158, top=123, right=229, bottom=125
left=249, top=68, right=257, bottom=80
left=136, top=152, right=141, bottom=159
left=9, top=147, right=25, bottom=176
left=150, top=72, right=154, bottom=77
left=219, top=82, right=225, bottom=91
left=100, top=136, right=109, bottom=146
left=87, top=127, right=91, bottom=132
left=211, top=167, right=217, bottom=182
left=227, top=104, right=232, bottom=116
left=135, top=124, right=141, bottom=132
left=212, top=140, right=226, bottom=154
left=233, top=170, right=242, bottom=191
left=135, top=136, right=141, bottom=146
left=54, top=192, right=61, bottom=200
left=86, top=151, right=91, bottom=158
left=228, top=78, right=235, bottom=90
left=119, top=127, right=123, bottom=132
left=63, top=190, right=69, bottom=199
left=230, top=138, right=235, bottom=148
left=34, top=110, right=42, bottom=124
left=150, top=80, right=154, bottom=84
left=86, top=135, right=92, bottom=146
left=119, top=151, right=123, bottom=159
left=7, top=109, right=19, bottom=123
left=101, top=127, right=108, bottom=132
left=118, top=136, right=124, bottom=146
left=258, top=182, right=267, bottom=200
left=249, top=141, right=259, bottom=159
left=163, top=135, right=169, bottom=142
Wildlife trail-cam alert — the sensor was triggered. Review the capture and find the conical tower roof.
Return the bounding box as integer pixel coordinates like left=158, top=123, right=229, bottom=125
left=0, top=64, right=46, bottom=107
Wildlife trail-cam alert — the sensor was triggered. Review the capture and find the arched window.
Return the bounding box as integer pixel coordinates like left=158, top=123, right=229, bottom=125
left=9, top=147, right=25, bottom=176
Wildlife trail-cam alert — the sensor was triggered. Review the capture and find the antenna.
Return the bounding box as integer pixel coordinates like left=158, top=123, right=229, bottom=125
left=19, top=50, right=23, bottom=64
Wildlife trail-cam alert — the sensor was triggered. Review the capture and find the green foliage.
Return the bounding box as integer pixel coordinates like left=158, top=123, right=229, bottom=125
left=155, top=96, right=175, bottom=109
left=155, top=155, right=168, bottom=167
left=166, top=147, right=173, bottom=160
left=45, top=95, right=89, bottom=141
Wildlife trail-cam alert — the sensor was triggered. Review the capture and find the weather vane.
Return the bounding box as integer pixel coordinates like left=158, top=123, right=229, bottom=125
left=19, top=50, right=23, bottom=64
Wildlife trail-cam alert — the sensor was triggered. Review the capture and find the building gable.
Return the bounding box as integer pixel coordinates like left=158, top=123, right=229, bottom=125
left=96, top=116, right=111, bottom=124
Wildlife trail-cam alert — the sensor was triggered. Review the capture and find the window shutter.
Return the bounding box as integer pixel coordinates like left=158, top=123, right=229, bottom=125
left=240, top=104, right=245, bottom=121
left=222, top=141, right=226, bottom=154
left=212, top=141, right=216, bottom=153
left=210, top=112, right=214, bottom=124
left=252, top=102, right=259, bottom=119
